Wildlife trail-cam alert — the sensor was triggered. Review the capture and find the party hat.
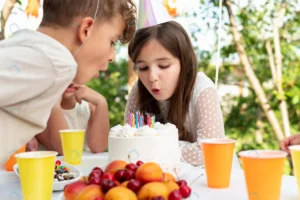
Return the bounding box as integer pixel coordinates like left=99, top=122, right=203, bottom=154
left=138, top=0, right=173, bottom=29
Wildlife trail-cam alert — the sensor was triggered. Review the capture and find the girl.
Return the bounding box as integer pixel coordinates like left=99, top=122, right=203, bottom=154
left=125, top=21, right=240, bottom=167
left=36, top=83, right=109, bottom=154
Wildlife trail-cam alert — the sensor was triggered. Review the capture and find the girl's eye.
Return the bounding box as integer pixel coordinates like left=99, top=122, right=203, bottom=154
left=159, top=65, right=170, bottom=69
left=111, top=41, right=116, bottom=46
left=138, top=67, right=148, bottom=71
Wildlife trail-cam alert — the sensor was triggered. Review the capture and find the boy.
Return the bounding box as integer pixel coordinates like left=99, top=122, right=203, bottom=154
left=0, top=0, right=136, bottom=165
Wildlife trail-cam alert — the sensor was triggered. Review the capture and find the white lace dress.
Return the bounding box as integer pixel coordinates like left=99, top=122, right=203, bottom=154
left=125, top=72, right=240, bottom=168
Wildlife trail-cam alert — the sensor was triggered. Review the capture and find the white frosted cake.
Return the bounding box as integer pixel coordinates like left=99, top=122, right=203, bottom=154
left=108, top=122, right=181, bottom=173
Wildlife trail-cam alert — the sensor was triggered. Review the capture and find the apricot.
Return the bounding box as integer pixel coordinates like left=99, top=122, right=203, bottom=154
left=80, top=176, right=89, bottom=184
left=163, top=172, right=176, bottom=182
left=114, top=180, right=121, bottom=186
left=105, top=160, right=128, bottom=174
left=76, top=184, right=104, bottom=200
left=104, top=186, right=137, bottom=200
left=64, top=180, right=87, bottom=200
left=135, top=162, right=163, bottom=184
left=121, top=180, right=129, bottom=187
left=137, top=182, right=169, bottom=200
left=163, top=181, right=180, bottom=194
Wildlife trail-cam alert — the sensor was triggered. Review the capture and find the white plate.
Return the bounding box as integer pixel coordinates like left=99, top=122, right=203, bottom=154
left=13, top=160, right=82, bottom=191
left=58, top=193, right=65, bottom=200
left=57, top=155, right=109, bottom=176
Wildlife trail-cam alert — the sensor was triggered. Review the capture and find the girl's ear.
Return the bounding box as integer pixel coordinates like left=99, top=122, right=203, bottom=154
left=77, top=17, right=95, bottom=44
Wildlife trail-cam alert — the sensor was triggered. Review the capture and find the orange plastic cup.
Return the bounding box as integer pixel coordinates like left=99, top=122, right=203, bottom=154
left=200, top=138, right=236, bottom=188
left=5, top=145, right=26, bottom=171
left=239, top=150, right=287, bottom=200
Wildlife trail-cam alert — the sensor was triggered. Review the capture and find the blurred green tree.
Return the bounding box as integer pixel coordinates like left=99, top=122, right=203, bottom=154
left=87, top=59, right=130, bottom=127
left=194, top=0, right=300, bottom=174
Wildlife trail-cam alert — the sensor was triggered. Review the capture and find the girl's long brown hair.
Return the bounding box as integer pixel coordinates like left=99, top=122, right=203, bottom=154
left=128, top=21, right=197, bottom=142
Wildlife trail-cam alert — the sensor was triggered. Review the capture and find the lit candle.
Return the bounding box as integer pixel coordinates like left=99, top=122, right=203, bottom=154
left=129, top=113, right=133, bottom=127
left=136, top=111, right=139, bottom=128
left=147, top=115, right=151, bottom=127
left=151, top=116, right=155, bottom=128
left=140, top=114, right=143, bottom=127
left=132, top=113, right=135, bottom=127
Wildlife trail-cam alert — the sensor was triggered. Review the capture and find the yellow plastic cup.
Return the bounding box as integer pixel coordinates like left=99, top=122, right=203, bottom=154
left=200, top=138, right=236, bottom=188
left=289, top=145, right=300, bottom=197
left=15, top=151, right=58, bottom=200
left=239, top=150, right=287, bottom=200
left=60, top=129, right=85, bottom=165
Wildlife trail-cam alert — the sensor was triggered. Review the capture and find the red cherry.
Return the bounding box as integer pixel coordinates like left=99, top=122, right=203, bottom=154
left=101, top=178, right=117, bottom=193
left=127, top=179, right=142, bottom=193
left=114, top=169, right=126, bottom=182
left=90, top=171, right=101, bottom=177
left=89, top=176, right=101, bottom=185
left=168, top=190, right=182, bottom=200
left=92, top=167, right=104, bottom=177
left=152, top=196, right=165, bottom=200
left=176, top=180, right=187, bottom=187
left=126, top=163, right=138, bottom=172
left=136, top=161, right=144, bottom=167
left=179, top=185, right=191, bottom=198
left=94, top=198, right=104, bottom=200
left=123, top=169, right=135, bottom=181
left=88, top=171, right=101, bottom=182
left=102, top=172, right=115, bottom=181
left=92, top=166, right=102, bottom=171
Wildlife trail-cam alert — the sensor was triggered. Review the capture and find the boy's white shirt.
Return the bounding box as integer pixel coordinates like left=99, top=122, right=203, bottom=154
left=0, top=29, right=77, bottom=165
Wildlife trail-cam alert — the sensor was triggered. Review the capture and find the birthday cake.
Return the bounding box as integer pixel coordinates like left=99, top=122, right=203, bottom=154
left=108, top=113, right=181, bottom=174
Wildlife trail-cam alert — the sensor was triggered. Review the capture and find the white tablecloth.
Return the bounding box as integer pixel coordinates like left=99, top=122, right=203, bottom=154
left=0, top=152, right=298, bottom=200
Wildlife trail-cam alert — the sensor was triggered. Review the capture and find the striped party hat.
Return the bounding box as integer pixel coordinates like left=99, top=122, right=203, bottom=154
left=138, top=0, right=173, bottom=29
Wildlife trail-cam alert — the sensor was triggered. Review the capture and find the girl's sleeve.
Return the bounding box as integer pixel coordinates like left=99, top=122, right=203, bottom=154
left=124, top=82, right=139, bottom=124
left=180, top=87, right=225, bottom=166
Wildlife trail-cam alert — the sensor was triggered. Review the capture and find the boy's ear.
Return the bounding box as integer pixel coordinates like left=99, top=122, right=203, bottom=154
left=77, top=17, right=95, bottom=44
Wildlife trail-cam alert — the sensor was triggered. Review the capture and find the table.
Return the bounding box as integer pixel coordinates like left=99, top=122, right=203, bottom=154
left=0, top=152, right=298, bottom=200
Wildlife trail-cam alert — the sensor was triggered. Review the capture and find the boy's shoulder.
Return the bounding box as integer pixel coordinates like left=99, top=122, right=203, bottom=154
left=0, top=29, right=76, bottom=72
left=1, top=29, right=57, bottom=49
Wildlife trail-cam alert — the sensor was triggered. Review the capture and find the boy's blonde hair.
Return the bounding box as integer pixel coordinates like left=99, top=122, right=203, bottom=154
left=40, top=0, right=136, bottom=43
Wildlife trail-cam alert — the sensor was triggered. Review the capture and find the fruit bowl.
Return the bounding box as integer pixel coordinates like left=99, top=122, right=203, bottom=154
left=13, top=160, right=82, bottom=191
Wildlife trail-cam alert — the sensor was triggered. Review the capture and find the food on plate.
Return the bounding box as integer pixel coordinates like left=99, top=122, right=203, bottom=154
left=63, top=160, right=192, bottom=200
